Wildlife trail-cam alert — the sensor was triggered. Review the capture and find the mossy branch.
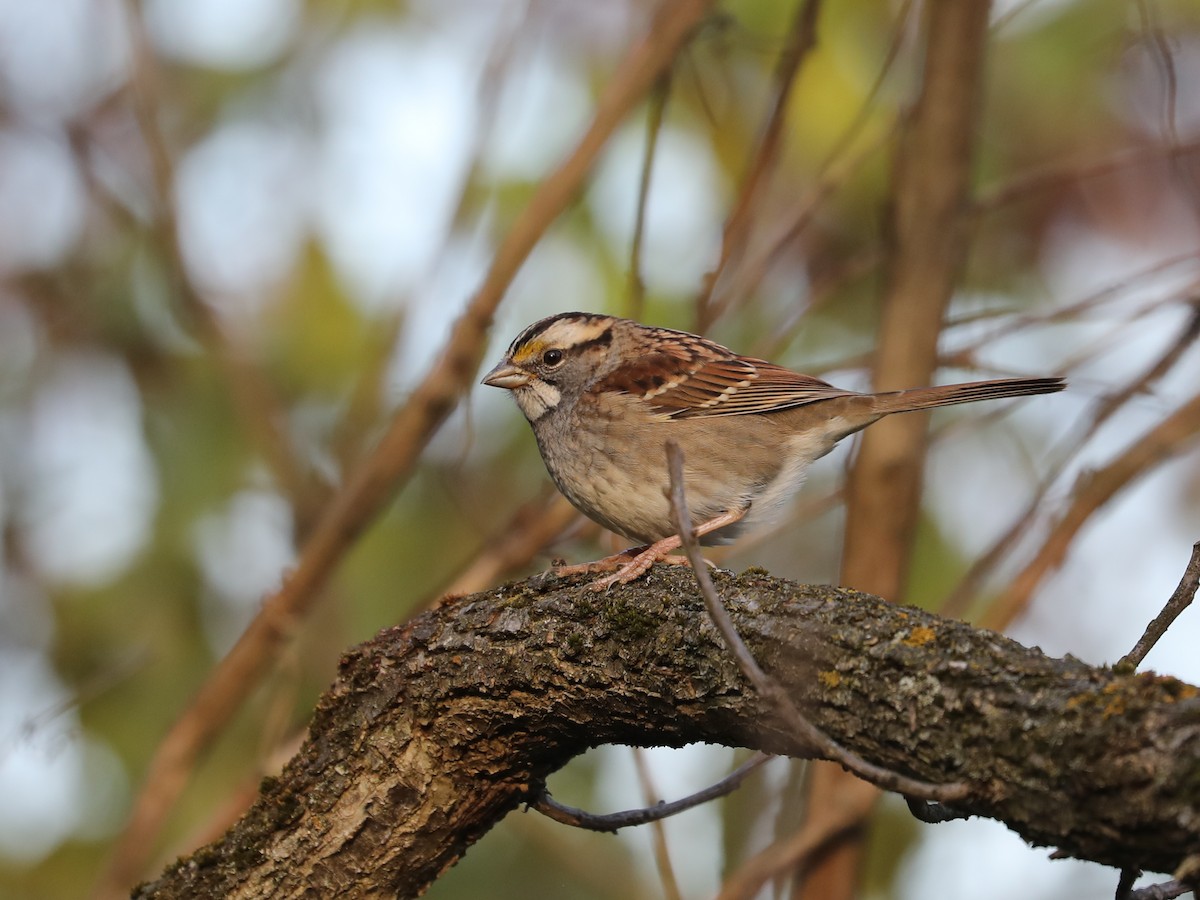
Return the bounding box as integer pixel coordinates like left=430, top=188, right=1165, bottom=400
left=135, top=567, right=1200, bottom=899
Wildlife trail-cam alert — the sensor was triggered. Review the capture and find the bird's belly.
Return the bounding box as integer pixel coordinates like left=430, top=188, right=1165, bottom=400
left=534, top=414, right=813, bottom=546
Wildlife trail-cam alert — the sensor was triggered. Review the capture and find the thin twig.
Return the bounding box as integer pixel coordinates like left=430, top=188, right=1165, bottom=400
left=1118, top=542, right=1200, bottom=672
left=532, top=753, right=773, bottom=832
left=734, top=0, right=912, bottom=322
left=663, top=441, right=969, bottom=804
left=944, top=255, right=1199, bottom=341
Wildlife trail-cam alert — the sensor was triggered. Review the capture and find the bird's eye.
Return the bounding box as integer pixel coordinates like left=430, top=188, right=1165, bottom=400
left=542, top=348, right=564, bottom=367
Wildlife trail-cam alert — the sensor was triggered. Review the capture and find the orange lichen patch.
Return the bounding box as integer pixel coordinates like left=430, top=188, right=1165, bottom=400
left=1101, top=682, right=1126, bottom=718
left=903, top=626, right=936, bottom=647
left=1172, top=682, right=1198, bottom=701
left=1143, top=674, right=1199, bottom=702
left=818, top=670, right=842, bottom=690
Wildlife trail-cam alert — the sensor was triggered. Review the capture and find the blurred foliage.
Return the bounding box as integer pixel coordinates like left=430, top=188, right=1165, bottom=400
left=0, top=0, right=1199, bottom=898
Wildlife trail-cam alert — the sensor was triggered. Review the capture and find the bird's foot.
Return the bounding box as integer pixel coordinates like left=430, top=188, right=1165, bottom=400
left=584, top=536, right=689, bottom=591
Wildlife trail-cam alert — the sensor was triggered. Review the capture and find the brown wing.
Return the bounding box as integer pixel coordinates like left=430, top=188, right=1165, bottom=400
left=596, top=335, right=857, bottom=419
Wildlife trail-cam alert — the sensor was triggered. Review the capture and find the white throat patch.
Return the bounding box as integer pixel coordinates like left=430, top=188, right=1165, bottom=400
left=513, top=380, right=562, bottom=421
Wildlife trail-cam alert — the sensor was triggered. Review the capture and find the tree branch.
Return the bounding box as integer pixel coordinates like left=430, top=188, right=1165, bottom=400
left=135, top=567, right=1200, bottom=899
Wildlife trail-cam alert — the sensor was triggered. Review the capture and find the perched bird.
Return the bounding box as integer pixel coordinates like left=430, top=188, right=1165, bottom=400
left=483, top=312, right=1064, bottom=589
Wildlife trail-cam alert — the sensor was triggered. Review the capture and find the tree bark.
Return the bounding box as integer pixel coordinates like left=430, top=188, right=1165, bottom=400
left=134, top=567, right=1200, bottom=899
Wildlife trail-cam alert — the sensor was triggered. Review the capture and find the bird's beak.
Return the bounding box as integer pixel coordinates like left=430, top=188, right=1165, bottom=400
left=482, top=361, right=533, bottom=390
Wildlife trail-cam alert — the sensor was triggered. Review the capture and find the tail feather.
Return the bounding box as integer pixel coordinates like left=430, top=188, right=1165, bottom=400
left=873, top=377, right=1066, bottom=414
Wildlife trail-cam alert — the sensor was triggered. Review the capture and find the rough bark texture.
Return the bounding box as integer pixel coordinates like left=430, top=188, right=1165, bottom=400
left=135, top=568, right=1200, bottom=899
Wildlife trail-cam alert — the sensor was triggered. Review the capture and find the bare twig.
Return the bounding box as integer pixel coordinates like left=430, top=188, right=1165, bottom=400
left=944, top=256, right=1199, bottom=344
left=532, top=753, right=773, bottom=832
left=95, top=3, right=718, bottom=895
left=664, top=441, right=969, bottom=804
left=1118, top=542, right=1200, bottom=672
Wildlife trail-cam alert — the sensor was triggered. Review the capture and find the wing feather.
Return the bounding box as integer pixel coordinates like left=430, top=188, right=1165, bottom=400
left=596, top=339, right=856, bottom=418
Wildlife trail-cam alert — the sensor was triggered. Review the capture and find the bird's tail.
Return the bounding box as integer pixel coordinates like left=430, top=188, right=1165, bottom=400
left=871, top=377, right=1066, bottom=414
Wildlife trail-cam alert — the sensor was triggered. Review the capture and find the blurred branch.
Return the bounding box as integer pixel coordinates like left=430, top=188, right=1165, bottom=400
left=1135, top=0, right=1200, bottom=215
left=975, top=138, right=1200, bottom=214
left=115, top=0, right=323, bottom=523
left=96, top=1, right=718, bottom=895
left=718, top=777, right=875, bottom=900
left=631, top=748, right=683, bottom=900
left=739, top=0, right=913, bottom=335
left=696, top=0, right=822, bottom=332
left=841, top=0, right=991, bottom=595
left=133, top=567, right=1200, bottom=898
left=431, top=492, right=582, bottom=601
left=981, top=389, right=1200, bottom=631
left=942, top=301, right=1200, bottom=619
left=816, top=2, right=993, bottom=896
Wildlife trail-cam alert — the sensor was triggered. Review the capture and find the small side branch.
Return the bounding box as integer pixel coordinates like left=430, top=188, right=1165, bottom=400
left=1118, top=541, right=1200, bottom=672
left=1116, top=872, right=1192, bottom=900
left=531, top=753, right=772, bottom=832
left=663, top=441, right=969, bottom=805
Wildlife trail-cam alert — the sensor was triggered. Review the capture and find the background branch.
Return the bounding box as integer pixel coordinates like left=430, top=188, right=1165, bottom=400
left=812, top=2, right=994, bottom=895
left=95, top=3, right=717, bottom=894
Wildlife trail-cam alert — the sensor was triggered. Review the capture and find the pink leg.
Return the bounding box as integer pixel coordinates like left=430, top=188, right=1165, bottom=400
left=586, top=506, right=748, bottom=592
left=551, top=546, right=646, bottom=578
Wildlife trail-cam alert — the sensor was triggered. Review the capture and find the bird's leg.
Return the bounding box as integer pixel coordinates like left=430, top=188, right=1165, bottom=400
left=585, top=506, right=748, bottom=592
left=550, top=551, right=704, bottom=581
left=550, top=546, right=647, bottom=578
